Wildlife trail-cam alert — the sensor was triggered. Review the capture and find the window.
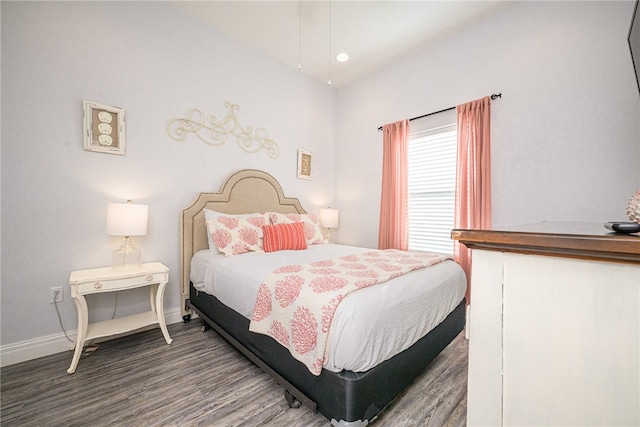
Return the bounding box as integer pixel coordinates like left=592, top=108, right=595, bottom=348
left=408, top=123, right=457, bottom=254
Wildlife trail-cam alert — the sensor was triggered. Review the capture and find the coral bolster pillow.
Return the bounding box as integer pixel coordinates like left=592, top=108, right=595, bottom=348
left=262, top=222, right=308, bottom=252
left=268, top=212, right=325, bottom=245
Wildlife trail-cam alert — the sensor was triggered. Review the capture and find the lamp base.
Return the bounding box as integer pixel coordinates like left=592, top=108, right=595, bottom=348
left=112, top=237, right=142, bottom=271
left=325, top=229, right=335, bottom=244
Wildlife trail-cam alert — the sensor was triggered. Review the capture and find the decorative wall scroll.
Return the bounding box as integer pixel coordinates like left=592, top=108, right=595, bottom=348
left=297, top=149, right=312, bottom=180
left=167, top=102, right=280, bottom=159
left=83, top=101, right=126, bottom=155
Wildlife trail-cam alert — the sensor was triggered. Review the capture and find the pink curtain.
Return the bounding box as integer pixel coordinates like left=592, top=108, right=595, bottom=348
left=454, top=97, right=491, bottom=304
left=378, top=120, right=410, bottom=250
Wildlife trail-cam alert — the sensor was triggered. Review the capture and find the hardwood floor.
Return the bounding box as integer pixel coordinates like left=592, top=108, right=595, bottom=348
left=1, top=321, right=468, bottom=427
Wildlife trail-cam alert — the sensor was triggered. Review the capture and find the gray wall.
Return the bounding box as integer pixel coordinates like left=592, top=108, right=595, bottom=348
left=2, top=0, right=639, bottom=362
left=1, top=1, right=336, bottom=350
left=335, top=0, right=640, bottom=248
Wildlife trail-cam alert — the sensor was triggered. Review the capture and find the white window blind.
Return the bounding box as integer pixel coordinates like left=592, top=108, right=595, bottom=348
left=408, top=124, right=457, bottom=254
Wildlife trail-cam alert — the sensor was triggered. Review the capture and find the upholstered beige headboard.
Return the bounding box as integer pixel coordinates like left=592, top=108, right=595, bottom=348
left=179, top=169, right=306, bottom=316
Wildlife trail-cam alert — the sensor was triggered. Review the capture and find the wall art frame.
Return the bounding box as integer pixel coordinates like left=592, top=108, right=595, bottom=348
left=83, top=100, right=126, bottom=155
left=297, top=149, right=312, bottom=180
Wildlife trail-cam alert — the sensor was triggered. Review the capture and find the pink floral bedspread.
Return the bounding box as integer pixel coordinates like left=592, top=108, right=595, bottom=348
left=248, top=249, right=451, bottom=375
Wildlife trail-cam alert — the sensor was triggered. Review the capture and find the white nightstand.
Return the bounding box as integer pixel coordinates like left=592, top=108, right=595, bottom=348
left=67, top=262, right=173, bottom=374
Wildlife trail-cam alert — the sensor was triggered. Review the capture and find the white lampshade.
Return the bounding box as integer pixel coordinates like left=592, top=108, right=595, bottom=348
left=106, top=202, right=148, bottom=236
left=320, top=208, right=339, bottom=229
left=106, top=201, right=148, bottom=271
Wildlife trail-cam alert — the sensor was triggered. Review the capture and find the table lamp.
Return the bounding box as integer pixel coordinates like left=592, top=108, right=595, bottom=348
left=106, top=200, right=148, bottom=270
left=319, top=207, right=339, bottom=242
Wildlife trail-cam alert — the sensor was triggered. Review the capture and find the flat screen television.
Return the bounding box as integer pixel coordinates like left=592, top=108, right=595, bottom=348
left=630, top=0, right=640, bottom=95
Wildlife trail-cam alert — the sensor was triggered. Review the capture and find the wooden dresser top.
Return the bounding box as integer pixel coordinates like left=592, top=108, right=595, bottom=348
left=451, top=221, right=640, bottom=263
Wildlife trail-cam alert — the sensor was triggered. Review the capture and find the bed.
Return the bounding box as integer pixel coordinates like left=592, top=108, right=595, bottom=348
left=180, top=169, right=466, bottom=426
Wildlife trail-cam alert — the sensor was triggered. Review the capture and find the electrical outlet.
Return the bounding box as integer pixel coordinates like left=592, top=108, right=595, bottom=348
left=50, top=287, right=63, bottom=304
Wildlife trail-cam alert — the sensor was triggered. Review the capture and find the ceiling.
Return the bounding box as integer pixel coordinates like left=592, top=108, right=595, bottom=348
left=169, top=1, right=516, bottom=88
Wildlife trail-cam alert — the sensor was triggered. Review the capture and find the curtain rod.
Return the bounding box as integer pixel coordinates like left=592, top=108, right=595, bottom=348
left=377, top=93, right=502, bottom=131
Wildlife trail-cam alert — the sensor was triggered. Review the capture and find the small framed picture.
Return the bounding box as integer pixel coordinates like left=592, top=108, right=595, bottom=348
left=297, top=149, right=312, bottom=180
left=83, top=101, right=126, bottom=155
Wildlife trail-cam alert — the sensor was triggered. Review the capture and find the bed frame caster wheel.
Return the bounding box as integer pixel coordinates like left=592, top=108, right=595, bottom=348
left=200, top=321, right=211, bottom=332
left=183, top=314, right=191, bottom=323
left=284, top=390, right=301, bottom=408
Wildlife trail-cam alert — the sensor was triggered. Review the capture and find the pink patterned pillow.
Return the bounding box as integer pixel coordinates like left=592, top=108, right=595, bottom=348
left=210, top=213, right=268, bottom=256
left=204, top=209, right=262, bottom=253
left=268, top=212, right=326, bottom=245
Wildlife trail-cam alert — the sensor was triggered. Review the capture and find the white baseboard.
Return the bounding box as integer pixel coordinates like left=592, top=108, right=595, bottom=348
left=0, top=307, right=188, bottom=368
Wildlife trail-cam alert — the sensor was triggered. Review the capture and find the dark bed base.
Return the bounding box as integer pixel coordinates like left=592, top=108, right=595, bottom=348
left=190, top=284, right=465, bottom=426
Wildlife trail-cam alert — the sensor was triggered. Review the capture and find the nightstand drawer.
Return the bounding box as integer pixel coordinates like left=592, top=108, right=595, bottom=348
left=75, top=271, right=167, bottom=295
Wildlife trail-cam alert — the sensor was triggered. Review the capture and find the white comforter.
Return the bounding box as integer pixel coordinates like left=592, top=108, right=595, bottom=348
left=191, top=244, right=466, bottom=373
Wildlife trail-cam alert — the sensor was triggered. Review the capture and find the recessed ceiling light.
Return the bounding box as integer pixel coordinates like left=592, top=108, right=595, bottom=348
left=336, top=52, right=349, bottom=62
